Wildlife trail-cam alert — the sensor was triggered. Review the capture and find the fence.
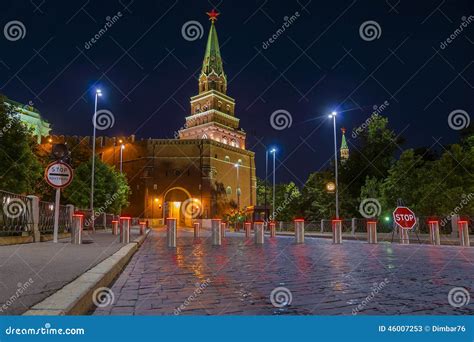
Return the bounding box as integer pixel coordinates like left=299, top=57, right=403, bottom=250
left=0, top=191, right=32, bottom=236
left=276, top=216, right=472, bottom=236
left=1, top=190, right=120, bottom=241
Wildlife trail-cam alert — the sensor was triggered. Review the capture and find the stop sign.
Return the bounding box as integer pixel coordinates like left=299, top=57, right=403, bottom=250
left=393, top=206, right=416, bottom=230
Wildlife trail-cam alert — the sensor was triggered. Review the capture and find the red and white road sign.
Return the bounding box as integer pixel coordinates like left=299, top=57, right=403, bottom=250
left=393, top=206, right=416, bottom=230
left=44, top=161, right=73, bottom=188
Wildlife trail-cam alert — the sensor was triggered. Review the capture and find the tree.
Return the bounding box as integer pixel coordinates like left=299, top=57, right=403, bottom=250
left=0, top=95, right=42, bottom=194
left=340, top=114, right=402, bottom=216
left=63, top=157, right=129, bottom=214
left=297, top=171, right=336, bottom=220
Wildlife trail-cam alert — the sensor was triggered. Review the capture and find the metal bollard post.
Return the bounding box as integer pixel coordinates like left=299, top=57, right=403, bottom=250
left=111, top=220, right=119, bottom=235
left=71, top=213, right=83, bottom=244
left=244, top=222, right=251, bottom=238
left=254, top=221, right=264, bottom=244
left=367, top=221, right=377, bottom=244
left=120, top=216, right=131, bottom=243
left=212, top=219, right=222, bottom=246
left=193, top=221, right=201, bottom=238
left=269, top=221, right=276, bottom=237
left=458, top=220, right=470, bottom=247
left=332, top=219, right=342, bottom=244
left=295, top=219, right=305, bottom=244
left=428, top=220, right=440, bottom=245
left=221, top=221, right=226, bottom=238
left=166, top=218, right=177, bottom=248
left=139, top=221, right=146, bottom=235
left=399, top=227, right=409, bottom=245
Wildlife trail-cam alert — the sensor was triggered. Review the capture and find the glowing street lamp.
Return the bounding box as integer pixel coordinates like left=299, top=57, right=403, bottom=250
left=328, top=111, right=339, bottom=219
left=90, top=88, right=102, bottom=231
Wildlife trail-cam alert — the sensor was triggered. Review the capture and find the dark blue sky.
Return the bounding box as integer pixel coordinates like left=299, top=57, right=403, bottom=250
left=1, top=0, right=473, bottom=185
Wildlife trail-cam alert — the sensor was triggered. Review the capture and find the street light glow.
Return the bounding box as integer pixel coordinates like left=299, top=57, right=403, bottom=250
left=121, top=144, right=125, bottom=150
left=270, top=148, right=276, bottom=153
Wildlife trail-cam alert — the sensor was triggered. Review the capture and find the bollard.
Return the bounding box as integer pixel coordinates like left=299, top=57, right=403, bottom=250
left=111, top=220, right=119, bottom=235
left=71, top=213, right=83, bottom=244
left=244, top=222, right=251, bottom=238
left=332, top=219, right=342, bottom=244
left=221, top=221, right=226, bottom=238
left=458, top=220, right=470, bottom=247
left=139, top=221, right=146, bottom=235
left=269, top=221, right=276, bottom=237
left=399, top=227, right=409, bottom=245
left=193, top=221, right=201, bottom=238
left=212, top=219, right=222, bottom=246
left=367, top=221, right=377, bottom=244
left=428, top=220, right=440, bottom=245
left=254, top=221, right=264, bottom=244
left=166, top=218, right=177, bottom=248
left=120, top=216, right=131, bottom=243
left=294, top=219, right=305, bottom=243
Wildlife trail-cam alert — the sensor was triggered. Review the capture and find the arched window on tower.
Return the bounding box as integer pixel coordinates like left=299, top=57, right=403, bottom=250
left=222, top=136, right=228, bottom=144
left=202, top=134, right=208, bottom=139
left=226, top=186, right=232, bottom=195
left=230, top=139, right=237, bottom=147
left=224, top=156, right=230, bottom=162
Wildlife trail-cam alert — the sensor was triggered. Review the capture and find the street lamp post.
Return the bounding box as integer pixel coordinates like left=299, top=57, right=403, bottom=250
left=328, top=111, right=339, bottom=218
left=264, top=150, right=268, bottom=221
left=90, top=88, right=102, bottom=231
left=235, top=163, right=240, bottom=209
left=120, top=144, right=125, bottom=173
left=270, top=148, right=276, bottom=220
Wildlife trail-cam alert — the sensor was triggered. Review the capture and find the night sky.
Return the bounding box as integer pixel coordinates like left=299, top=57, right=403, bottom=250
left=1, top=0, right=473, bottom=185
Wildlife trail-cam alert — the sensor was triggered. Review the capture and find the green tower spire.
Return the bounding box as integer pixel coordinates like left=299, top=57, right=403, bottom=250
left=340, top=128, right=349, bottom=162
left=199, top=9, right=227, bottom=94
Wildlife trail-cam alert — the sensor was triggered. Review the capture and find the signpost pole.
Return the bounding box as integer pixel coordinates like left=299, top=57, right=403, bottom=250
left=53, top=188, right=60, bottom=243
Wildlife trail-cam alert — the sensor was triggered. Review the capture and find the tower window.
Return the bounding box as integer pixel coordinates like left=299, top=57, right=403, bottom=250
left=226, top=186, right=232, bottom=195
left=224, top=156, right=230, bottom=162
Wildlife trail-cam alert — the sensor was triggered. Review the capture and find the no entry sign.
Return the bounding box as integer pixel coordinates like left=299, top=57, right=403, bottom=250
left=45, top=161, right=73, bottom=188
left=393, top=206, right=416, bottom=230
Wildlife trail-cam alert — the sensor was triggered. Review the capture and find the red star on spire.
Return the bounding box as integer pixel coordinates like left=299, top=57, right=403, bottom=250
left=341, top=127, right=346, bottom=134
left=207, top=9, right=220, bottom=22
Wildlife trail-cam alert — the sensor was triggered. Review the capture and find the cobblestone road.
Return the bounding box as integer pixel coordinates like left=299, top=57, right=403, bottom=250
left=93, top=227, right=474, bottom=315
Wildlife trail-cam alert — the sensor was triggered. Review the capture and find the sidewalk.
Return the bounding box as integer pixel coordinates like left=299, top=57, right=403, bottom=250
left=0, top=227, right=142, bottom=315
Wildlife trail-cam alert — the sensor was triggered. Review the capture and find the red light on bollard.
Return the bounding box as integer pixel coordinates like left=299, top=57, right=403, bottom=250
left=294, top=218, right=305, bottom=222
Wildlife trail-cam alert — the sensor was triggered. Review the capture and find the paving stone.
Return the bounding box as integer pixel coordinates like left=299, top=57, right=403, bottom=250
left=92, top=228, right=474, bottom=315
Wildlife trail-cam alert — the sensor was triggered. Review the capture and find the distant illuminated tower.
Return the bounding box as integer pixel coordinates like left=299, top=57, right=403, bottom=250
left=340, top=128, right=349, bottom=163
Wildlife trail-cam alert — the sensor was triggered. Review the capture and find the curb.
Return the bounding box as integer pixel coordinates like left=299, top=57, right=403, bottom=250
left=23, top=230, right=150, bottom=316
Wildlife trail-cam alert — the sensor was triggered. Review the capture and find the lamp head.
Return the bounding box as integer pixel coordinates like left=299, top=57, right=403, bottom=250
left=96, top=89, right=102, bottom=97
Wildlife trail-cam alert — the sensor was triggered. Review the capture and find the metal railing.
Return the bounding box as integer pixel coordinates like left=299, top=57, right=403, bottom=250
left=38, top=202, right=72, bottom=234
left=0, top=191, right=31, bottom=236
